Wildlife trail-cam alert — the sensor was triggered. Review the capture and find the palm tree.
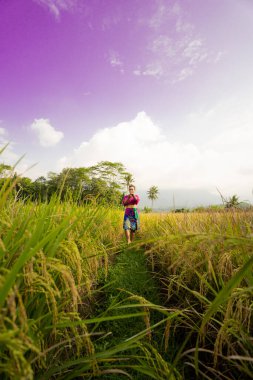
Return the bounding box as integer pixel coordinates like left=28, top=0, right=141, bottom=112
left=225, top=195, right=241, bottom=209
left=147, top=186, right=159, bottom=209
left=216, top=188, right=242, bottom=209
left=124, top=173, right=135, bottom=192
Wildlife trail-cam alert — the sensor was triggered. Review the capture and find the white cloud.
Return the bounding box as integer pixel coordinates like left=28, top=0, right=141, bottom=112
left=136, top=1, right=223, bottom=82
left=31, top=119, right=64, bottom=147
left=0, top=127, right=10, bottom=159
left=33, top=0, right=77, bottom=19
left=0, top=127, right=54, bottom=178
left=0, top=127, right=6, bottom=140
left=171, top=2, right=181, bottom=17
left=140, top=62, right=163, bottom=78
left=0, top=124, right=17, bottom=161
left=148, top=2, right=169, bottom=29
left=182, top=39, right=208, bottom=65
left=102, top=14, right=121, bottom=31
left=58, top=109, right=253, bottom=197
left=150, top=35, right=175, bottom=57
left=214, top=50, right=227, bottom=63
left=108, top=51, right=124, bottom=73
left=133, top=68, right=142, bottom=76
left=176, top=67, right=193, bottom=81
left=0, top=142, right=32, bottom=176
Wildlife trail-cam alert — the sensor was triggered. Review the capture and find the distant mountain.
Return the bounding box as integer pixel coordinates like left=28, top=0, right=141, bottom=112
left=138, top=188, right=223, bottom=209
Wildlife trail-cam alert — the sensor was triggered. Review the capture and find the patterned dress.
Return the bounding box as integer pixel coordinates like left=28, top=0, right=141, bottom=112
left=122, top=194, right=140, bottom=231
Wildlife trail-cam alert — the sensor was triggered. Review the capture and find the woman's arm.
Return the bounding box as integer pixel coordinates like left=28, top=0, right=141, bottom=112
left=122, top=195, right=131, bottom=206
left=132, top=195, right=140, bottom=205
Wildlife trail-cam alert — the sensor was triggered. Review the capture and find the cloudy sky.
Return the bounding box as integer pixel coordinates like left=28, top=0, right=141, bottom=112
left=1, top=0, right=253, bottom=207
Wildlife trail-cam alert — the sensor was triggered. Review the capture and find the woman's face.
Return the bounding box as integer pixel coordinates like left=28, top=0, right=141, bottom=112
left=129, top=186, right=135, bottom=195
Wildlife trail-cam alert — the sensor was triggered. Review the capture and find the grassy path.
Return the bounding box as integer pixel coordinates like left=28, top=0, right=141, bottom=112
left=106, top=245, right=160, bottom=306
left=96, top=244, right=160, bottom=341
left=93, top=244, right=170, bottom=379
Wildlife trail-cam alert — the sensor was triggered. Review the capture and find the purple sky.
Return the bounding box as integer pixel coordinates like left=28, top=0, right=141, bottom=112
left=1, top=0, right=253, bottom=207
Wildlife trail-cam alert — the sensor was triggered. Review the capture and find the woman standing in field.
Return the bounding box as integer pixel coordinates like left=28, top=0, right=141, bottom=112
left=122, top=184, right=140, bottom=244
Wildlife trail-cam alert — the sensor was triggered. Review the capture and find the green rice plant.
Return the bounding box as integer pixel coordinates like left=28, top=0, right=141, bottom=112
left=0, top=177, right=126, bottom=379
left=1, top=152, right=252, bottom=379
left=139, top=210, right=253, bottom=379
left=2, top=181, right=180, bottom=379
left=39, top=307, right=184, bottom=380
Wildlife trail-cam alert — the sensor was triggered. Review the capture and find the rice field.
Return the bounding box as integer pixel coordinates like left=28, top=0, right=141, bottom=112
left=0, top=184, right=253, bottom=379
left=140, top=211, right=253, bottom=379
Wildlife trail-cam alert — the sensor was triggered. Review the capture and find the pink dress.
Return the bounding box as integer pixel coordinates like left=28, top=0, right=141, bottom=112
left=122, top=194, right=140, bottom=231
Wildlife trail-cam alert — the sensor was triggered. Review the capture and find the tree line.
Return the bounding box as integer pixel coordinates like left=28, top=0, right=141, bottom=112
left=0, top=161, right=133, bottom=206
left=0, top=161, right=159, bottom=208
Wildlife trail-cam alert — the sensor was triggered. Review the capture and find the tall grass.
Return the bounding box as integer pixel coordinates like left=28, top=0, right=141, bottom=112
left=140, top=211, right=253, bottom=379
left=0, top=181, right=180, bottom=380
left=1, top=165, right=253, bottom=379
left=0, top=181, right=125, bottom=379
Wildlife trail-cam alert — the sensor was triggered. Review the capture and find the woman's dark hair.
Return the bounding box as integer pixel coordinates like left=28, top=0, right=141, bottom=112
left=129, top=184, right=136, bottom=190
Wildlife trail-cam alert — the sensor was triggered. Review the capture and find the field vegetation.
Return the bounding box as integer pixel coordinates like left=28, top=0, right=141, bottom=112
left=140, top=211, right=253, bottom=379
left=0, top=159, right=253, bottom=379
